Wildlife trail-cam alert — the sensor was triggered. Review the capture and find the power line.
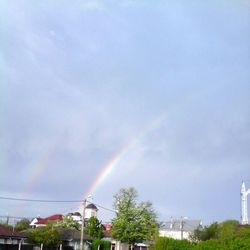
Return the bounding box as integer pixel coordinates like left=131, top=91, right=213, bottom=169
left=0, top=196, right=82, bottom=203
left=0, top=196, right=116, bottom=214
left=0, top=215, right=33, bottom=220
left=92, top=202, right=116, bottom=213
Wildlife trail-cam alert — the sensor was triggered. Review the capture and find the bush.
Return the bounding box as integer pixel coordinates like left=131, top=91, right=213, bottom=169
left=92, top=239, right=111, bottom=250
left=151, top=237, right=193, bottom=250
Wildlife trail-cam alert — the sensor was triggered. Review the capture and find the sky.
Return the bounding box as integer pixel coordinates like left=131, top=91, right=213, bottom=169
left=0, top=0, right=250, bottom=225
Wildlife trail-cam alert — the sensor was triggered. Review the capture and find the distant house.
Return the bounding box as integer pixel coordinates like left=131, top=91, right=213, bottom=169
left=0, top=224, right=23, bottom=245
left=159, top=218, right=202, bottom=240
left=30, top=214, right=63, bottom=228
left=85, top=203, right=98, bottom=219
left=67, top=212, right=82, bottom=224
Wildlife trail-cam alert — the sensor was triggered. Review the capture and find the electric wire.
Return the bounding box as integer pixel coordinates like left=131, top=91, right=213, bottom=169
left=0, top=195, right=116, bottom=216
left=0, top=196, right=81, bottom=203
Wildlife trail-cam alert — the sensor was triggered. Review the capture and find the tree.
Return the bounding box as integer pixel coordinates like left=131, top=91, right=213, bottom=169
left=217, top=220, right=239, bottom=241
left=236, top=225, right=250, bottom=239
left=15, top=218, right=30, bottom=232
left=55, top=215, right=80, bottom=230
left=111, top=187, right=158, bottom=246
left=85, top=216, right=103, bottom=239
left=92, top=239, right=111, bottom=250
left=27, top=223, right=61, bottom=247
left=191, top=222, right=219, bottom=241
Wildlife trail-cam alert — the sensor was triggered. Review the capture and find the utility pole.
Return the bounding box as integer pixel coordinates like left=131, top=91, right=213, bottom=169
left=80, top=199, right=87, bottom=250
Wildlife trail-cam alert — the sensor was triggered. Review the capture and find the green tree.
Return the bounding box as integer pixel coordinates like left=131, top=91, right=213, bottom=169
left=85, top=216, right=103, bottom=239
left=191, top=222, right=219, bottom=241
left=92, top=239, right=111, bottom=250
left=217, top=220, right=239, bottom=241
left=236, top=225, right=250, bottom=239
left=111, top=187, right=158, bottom=246
left=27, top=223, right=61, bottom=247
left=15, top=218, right=30, bottom=232
left=56, top=215, right=80, bottom=230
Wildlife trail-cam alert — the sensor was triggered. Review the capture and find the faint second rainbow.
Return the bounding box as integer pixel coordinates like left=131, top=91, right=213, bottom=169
left=83, top=114, right=165, bottom=198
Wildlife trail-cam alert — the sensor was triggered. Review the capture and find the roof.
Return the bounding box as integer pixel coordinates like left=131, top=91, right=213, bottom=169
left=0, top=225, right=21, bottom=238
left=34, top=214, right=63, bottom=225
left=86, top=203, right=98, bottom=210
left=59, top=229, right=91, bottom=241
left=161, top=219, right=202, bottom=232
left=102, top=223, right=112, bottom=231
left=102, top=223, right=112, bottom=237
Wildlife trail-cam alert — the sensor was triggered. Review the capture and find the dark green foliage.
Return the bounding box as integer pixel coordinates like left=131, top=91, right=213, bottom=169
left=217, top=220, right=239, bottom=241
left=14, top=218, right=30, bottom=232
left=151, top=237, right=193, bottom=250
left=85, top=216, right=103, bottom=239
left=191, top=222, right=219, bottom=241
left=236, top=224, right=250, bottom=239
left=192, top=238, right=250, bottom=250
left=27, top=224, right=61, bottom=246
left=152, top=237, right=250, bottom=250
left=153, top=221, right=250, bottom=250
left=111, top=187, right=158, bottom=245
left=92, top=239, right=111, bottom=250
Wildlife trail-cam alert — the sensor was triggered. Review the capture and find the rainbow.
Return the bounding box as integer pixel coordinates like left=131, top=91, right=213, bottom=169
left=83, top=114, right=165, bottom=198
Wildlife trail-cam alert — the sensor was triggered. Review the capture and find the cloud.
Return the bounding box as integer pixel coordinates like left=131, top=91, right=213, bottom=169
left=0, top=0, right=249, bottom=223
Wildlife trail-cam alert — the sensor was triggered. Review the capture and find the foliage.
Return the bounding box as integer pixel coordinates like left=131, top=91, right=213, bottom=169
left=217, top=220, right=239, bottom=241
left=192, top=238, right=250, bottom=250
left=153, top=220, right=250, bottom=250
left=55, top=215, right=80, bottom=230
left=111, top=187, right=158, bottom=245
left=85, top=216, right=103, bottom=239
left=192, top=239, right=223, bottom=250
left=92, top=239, right=111, bottom=250
left=151, top=237, right=193, bottom=250
left=191, top=222, right=218, bottom=241
left=236, top=225, right=250, bottom=239
left=14, top=218, right=30, bottom=232
left=151, top=237, right=250, bottom=250
left=27, top=223, right=61, bottom=246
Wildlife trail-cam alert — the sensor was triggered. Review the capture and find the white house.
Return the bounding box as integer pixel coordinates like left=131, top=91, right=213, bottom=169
left=159, top=218, right=202, bottom=240
left=85, top=203, right=98, bottom=219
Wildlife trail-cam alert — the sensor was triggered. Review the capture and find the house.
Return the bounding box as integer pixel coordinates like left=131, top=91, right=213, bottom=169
left=85, top=203, right=98, bottom=219
left=159, top=218, right=202, bottom=240
left=0, top=224, right=23, bottom=245
left=30, top=214, right=63, bottom=228
left=67, top=212, right=82, bottom=224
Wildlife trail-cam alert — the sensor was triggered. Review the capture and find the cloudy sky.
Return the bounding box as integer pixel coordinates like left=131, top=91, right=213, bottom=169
left=1, top=0, right=250, bottom=225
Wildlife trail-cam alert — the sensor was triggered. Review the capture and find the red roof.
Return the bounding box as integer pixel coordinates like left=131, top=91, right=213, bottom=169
left=35, top=214, right=63, bottom=225
left=102, top=223, right=112, bottom=237
left=0, top=225, right=20, bottom=237
left=102, top=223, right=112, bottom=231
